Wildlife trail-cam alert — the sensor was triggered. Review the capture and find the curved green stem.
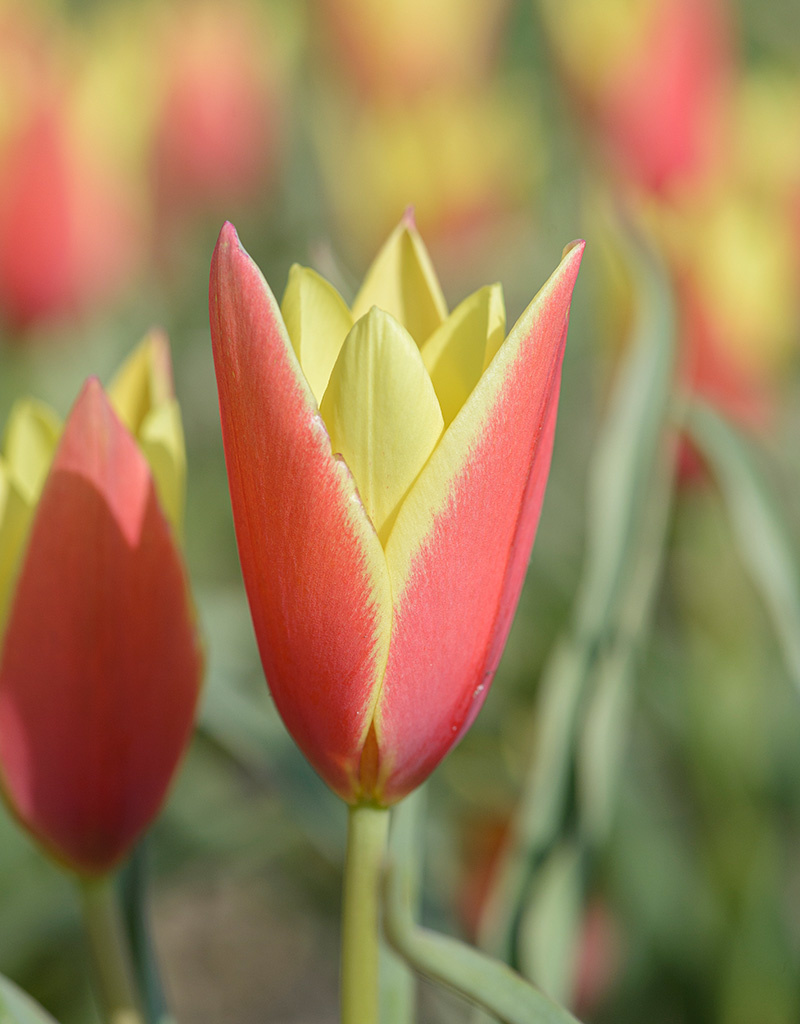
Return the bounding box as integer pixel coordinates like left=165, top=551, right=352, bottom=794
left=79, top=876, right=145, bottom=1024
left=341, top=803, right=391, bottom=1024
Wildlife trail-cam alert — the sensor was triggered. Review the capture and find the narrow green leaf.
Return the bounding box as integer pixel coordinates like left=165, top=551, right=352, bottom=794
left=0, top=976, right=60, bottom=1024
left=575, top=240, right=675, bottom=640
left=578, top=439, right=676, bottom=847
left=517, top=842, right=584, bottom=1007
left=384, top=862, right=583, bottom=1024
left=478, top=638, right=589, bottom=960
left=685, top=399, right=800, bottom=696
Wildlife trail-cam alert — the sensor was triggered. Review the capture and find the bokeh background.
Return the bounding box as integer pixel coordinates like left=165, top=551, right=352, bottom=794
left=2, top=0, right=800, bottom=1021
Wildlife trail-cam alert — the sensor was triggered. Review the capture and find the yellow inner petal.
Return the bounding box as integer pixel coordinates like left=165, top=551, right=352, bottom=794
left=281, top=264, right=354, bottom=404
left=420, top=283, right=506, bottom=426
left=0, top=400, right=62, bottom=636
left=320, top=307, right=444, bottom=545
left=351, top=217, right=448, bottom=345
left=108, top=332, right=186, bottom=535
left=136, top=400, right=187, bottom=538
left=3, top=399, right=61, bottom=505
left=108, top=330, right=174, bottom=433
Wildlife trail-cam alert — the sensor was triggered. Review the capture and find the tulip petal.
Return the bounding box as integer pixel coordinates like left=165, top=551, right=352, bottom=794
left=375, top=242, right=585, bottom=802
left=0, top=380, right=202, bottom=874
left=0, top=469, right=29, bottom=635
left=2, top=399, right=61, bottom=504
left=281, top=264, right=354, bottom=405
left=108, top=331, right=186, bottom=534
left=136, top=399, right=186, bottom=538
left=420, top=284, right=506, bottom=427
left=0, top=401, right=61, bottom=634
left=108, top=330, right=174, bottom=426
left=210, top=223, right=392, bottom=801
left=352, top=213, right=448, bottom=345
left=320, top=307, right=444, bottom=543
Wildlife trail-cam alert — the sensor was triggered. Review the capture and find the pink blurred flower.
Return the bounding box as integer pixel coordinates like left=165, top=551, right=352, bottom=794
left=543, top=0, right=734, bottom=195
left=152, top=0, right=285, bottom=223
left=0, top=95, right=142, bottom=332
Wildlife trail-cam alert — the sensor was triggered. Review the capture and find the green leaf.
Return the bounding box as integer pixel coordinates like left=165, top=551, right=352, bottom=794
left=684, top=399, right=800, bottom=697
left=383, top=861, right=583, bottom=1024
left=574, top=239, right=675, bottom=641
left=478, top=638, right=589, bottom=960
left=0, top=976, right=60, bottom=1024
left=517, top=842, right=584, bottom=1007
left=577, top=437, right=676, bottom=848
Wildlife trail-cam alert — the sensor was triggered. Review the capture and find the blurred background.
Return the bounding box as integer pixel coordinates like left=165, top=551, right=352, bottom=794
left=1, top=0, right=800, bottom=1021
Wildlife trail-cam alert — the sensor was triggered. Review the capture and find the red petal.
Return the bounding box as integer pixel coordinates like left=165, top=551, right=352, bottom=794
left=210, top=223, right=391, bottom=801
left=375, top=242, right=585, bottom=802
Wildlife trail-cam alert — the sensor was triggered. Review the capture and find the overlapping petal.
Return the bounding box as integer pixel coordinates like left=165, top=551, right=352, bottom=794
left=320, top=307, right=444, bottom=542
left=373, top=242, right=584, bottom=801
left=108, top=330, right=187, bottom=534
left=210, top=223, right=393, bottom=800
left=351, top=211, right=448, bottom=345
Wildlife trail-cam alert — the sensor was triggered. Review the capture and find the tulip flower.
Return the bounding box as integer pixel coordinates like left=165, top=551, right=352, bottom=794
left=318, top=0, right=511, bottom=101
left=0, top=95, right=144, bottom=333
left=314, top=85, right=540, bottom=266
left=210, top=214, right=583, bottom=806
left=540, top=0, right=733, bottom=195
left=0, top=333, right=201, bottom=876
left=152, top=0, right=285, bottom=224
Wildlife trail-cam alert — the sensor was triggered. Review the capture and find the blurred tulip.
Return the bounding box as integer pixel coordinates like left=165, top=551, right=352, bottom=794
left=0, top=95, right=143, bottom=332
left=0, top=334, right=202, bottom=875
left=317, top=0, right=510, bottom=101
left=152, top=0, right=285, bottom=223
left=315, top=85, right=540, bottom=265
left=541, top=0, right=733, bottom=194
left=210, top=214, right=583, bottom=804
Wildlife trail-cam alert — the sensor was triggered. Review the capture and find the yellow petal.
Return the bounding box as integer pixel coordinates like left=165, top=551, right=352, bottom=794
left=352, top=215, right=448, bottom=345
left=108, top=331, right=186, bottom=535
left=280, top=264, right=354, bottom=404
left=108, top=330, right=174, bottom=432
left=0, top=463, right=33, bottom=636
left=320, top=307, right=444, bottom=544
left=0, top=400, right=61, bottom=639
left=137, top=400, right=187, bottom=538
left=2, top=399, right=61, bottom=504
left=420, top=283, right=506, bottom=426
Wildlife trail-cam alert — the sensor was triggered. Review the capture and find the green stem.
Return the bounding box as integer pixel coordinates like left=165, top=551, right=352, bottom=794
left=79, top=876, right=145, bottom=1024
left=341, top=803, right=391, bottom=1024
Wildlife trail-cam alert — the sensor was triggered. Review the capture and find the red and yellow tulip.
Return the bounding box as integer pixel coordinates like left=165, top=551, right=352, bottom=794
left=541, top=0, right=733, bottom=195
left=0, top=333, right=201, bottom=875
left=210, top=215, right=583, bottom=805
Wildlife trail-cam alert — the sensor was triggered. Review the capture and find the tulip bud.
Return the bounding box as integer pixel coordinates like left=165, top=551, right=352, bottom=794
left=0, top=335, right=202, bottom=875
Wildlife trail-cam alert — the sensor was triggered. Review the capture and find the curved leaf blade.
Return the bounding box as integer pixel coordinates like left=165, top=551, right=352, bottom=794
left=685, top=399, right=800, bottom=696
left=0, top=975, right=60, bottom=1024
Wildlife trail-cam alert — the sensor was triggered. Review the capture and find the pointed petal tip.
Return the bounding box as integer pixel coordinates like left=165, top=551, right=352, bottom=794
left=402, top=206, right=417, bottom=230
left=219, top=220, right=240, bottom=244
left=213, top=222, right=245, bottom=268
left=562, top=239, right=586, bottom=261
left=74, top=376, right=108, bottom=414
left=65, top=377, right=126, bottom=458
